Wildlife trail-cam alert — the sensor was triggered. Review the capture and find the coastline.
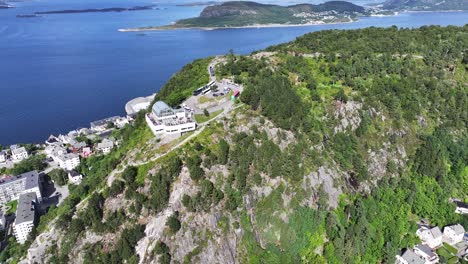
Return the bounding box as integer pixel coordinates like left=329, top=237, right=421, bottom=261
left=118, top=19, right=358, bottom=32
left=117, top=8, right=468, bottom=32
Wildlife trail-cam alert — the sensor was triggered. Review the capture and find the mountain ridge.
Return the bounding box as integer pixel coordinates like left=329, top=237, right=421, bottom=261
left=382, top=0, right=468, bottom=10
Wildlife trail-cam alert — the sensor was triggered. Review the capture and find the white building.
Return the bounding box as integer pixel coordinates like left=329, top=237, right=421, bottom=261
left=45, top=144, right=66, bottom=161
left=114, top=117, right=129, bottom=128
left=0, top=151, right=7, bottom=163
left=68, top=170, right=83, bottom=185
left=0, top=210, right=6, bottom=230
left=96, top=139, right=114, bottom=154
left=416, top=226, right=443, bottom=249
left=90, top=116, right=121, bottom=132
left=396, top=249, right=426, bottom=264
left=146, top=101, right=196, bottom=136
left=443, top=224, right=466, bottom=245
left=56, top=153, right=80, bottom=171
left=0, top=170, right=42, bottom=204
left=10, top=146, right=28, bottom=162
left=413, top=245, right=439, bottom=264
left=455, top=201, right=468, bottom=215
left=13, top=192, right=37, bottom=244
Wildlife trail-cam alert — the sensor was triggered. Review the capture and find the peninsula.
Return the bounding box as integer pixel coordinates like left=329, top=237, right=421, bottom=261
left=119, top=1, right=381, bottom=31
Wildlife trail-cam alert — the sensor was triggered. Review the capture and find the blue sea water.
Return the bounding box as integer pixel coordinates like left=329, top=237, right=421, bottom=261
left=0, top=0, right=467, bottom=145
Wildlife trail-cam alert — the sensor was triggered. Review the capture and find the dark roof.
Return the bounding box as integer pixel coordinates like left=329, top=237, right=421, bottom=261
left=401, top=250, right=425, bottom=264
left=415, top=244, right=436, bottom=258
left=68, top=170, right=80, bottom=177
left=15, top=192, right=37, bottom=224
left=0, top=170, right=39, bottom=190
left=90, top=116, right=119, bottom=128
left=455, top=201, right=468, bottom=209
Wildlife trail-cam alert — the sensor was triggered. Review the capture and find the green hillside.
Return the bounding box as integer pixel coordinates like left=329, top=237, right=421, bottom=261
left=383, top=0, right=468, bottom=10
left=4, top=25, right=467, bottom=264
left=173, top=1, right=366, bottom=28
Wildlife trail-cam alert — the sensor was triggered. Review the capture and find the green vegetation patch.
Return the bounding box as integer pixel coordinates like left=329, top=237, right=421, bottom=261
left=194, top=109, right=223, bottom=123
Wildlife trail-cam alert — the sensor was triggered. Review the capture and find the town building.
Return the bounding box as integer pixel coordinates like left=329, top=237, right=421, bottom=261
left=56, top=153, right=80, bottom=171
left=45, top=144, right=67, bottom=161
left=45, top=135, right=60, bottom=145
left=0, top=170, right=42, bottom=204
left=69, top=140, right=87, bottom=154
left=10, top=146, right=28, bottom=162
left=114, top=116, right=129, bottom=128
left=455, top=201, right=468, bottom=215
left=68, top=170, right=83, bottom=185
left=413, top=245, right=439, bottom=264
left=396, top=249, right=426, bottom=264
left=82, top=147, right=92, bottom=158
left=0, top=150, right=7, bottom=163
left=146, top=101, right=196, bottom=136
left=416, top=226, right=443, bottom=249
left=90, top=116, right=121, bottom=131
left=443, top=224, right=466, bottom=245
left=0, top=210, right=6, bottom=230
left=96, top=139, right=114, bottom=154
left=13, top=192, right=37, bottom=244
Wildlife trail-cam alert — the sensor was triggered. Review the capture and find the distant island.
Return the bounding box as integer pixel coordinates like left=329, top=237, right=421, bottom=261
left=119, top=0, right=387, bottom=31
left=175, top=1, right=222, bottom=7
left=33, top=5, right=155, bottom=15
left=0, top=2, right=13, bottom=8
left=381, top=0, right=468, bottom=11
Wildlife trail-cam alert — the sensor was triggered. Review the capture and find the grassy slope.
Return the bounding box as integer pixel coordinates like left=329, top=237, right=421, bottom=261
left=175, top=1, right=364, bottom=27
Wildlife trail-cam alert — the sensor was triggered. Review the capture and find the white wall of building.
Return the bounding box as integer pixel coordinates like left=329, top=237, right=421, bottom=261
left=13, top=221, right=34, bottom=244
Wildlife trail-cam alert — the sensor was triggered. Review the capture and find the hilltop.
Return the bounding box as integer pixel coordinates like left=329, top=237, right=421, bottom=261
left=2, top=25, right=467, bottom=263
left=382, top=0, right=468, bottom=11
left=120, top=1, right=371, bottom=31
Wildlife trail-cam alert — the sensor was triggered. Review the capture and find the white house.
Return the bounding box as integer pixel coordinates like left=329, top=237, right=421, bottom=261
left=68, top=170, right=83, bottom=185
left=45, top=144, right=66, bottom=161
left=0, top=210, right=6, bottom=230
left=443, top=224, right=466, bottom=245
left=0, top=151, right=7, bottom=163
left=455, top=201, right=468, bottom=215
left=13, top=192, right=37, bottom=244
left=10, top=146, right=28, bottom=162
left=396, top=249, right=426, bottom=264
left=146, top=101, right=196, bottom=136
left=413, top=245, right=439, bottom=264
left=416, top=226, right=443, bottom=249
left=114, top=116, right=129, bottom=128
left=56, top=153, right=80, bottom=171
left=96, top=139, right=114, bottom=154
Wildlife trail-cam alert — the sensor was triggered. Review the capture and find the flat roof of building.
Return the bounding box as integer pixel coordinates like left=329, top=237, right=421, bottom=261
left=0, top=170, right=40, bottom=190
left=11, top=147, right=27, bottom=155
left=90, top=116, right=120, bottom=128
left=15, top=192, right=37, bottom=225
left=400, top=249, right=425, bottom=264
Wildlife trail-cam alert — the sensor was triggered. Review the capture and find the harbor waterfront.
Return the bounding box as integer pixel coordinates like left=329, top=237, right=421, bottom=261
left=0, top=0, right=467, bottom=145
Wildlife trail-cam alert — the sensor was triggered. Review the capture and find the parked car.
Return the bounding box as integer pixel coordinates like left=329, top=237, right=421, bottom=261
left=213, top=93, right=219, bottom=97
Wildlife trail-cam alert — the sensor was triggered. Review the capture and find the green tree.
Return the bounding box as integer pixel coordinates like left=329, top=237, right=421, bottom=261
left=48, top=168, right=68, bottom=186
left=166, top=213, right=181, bottom=234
